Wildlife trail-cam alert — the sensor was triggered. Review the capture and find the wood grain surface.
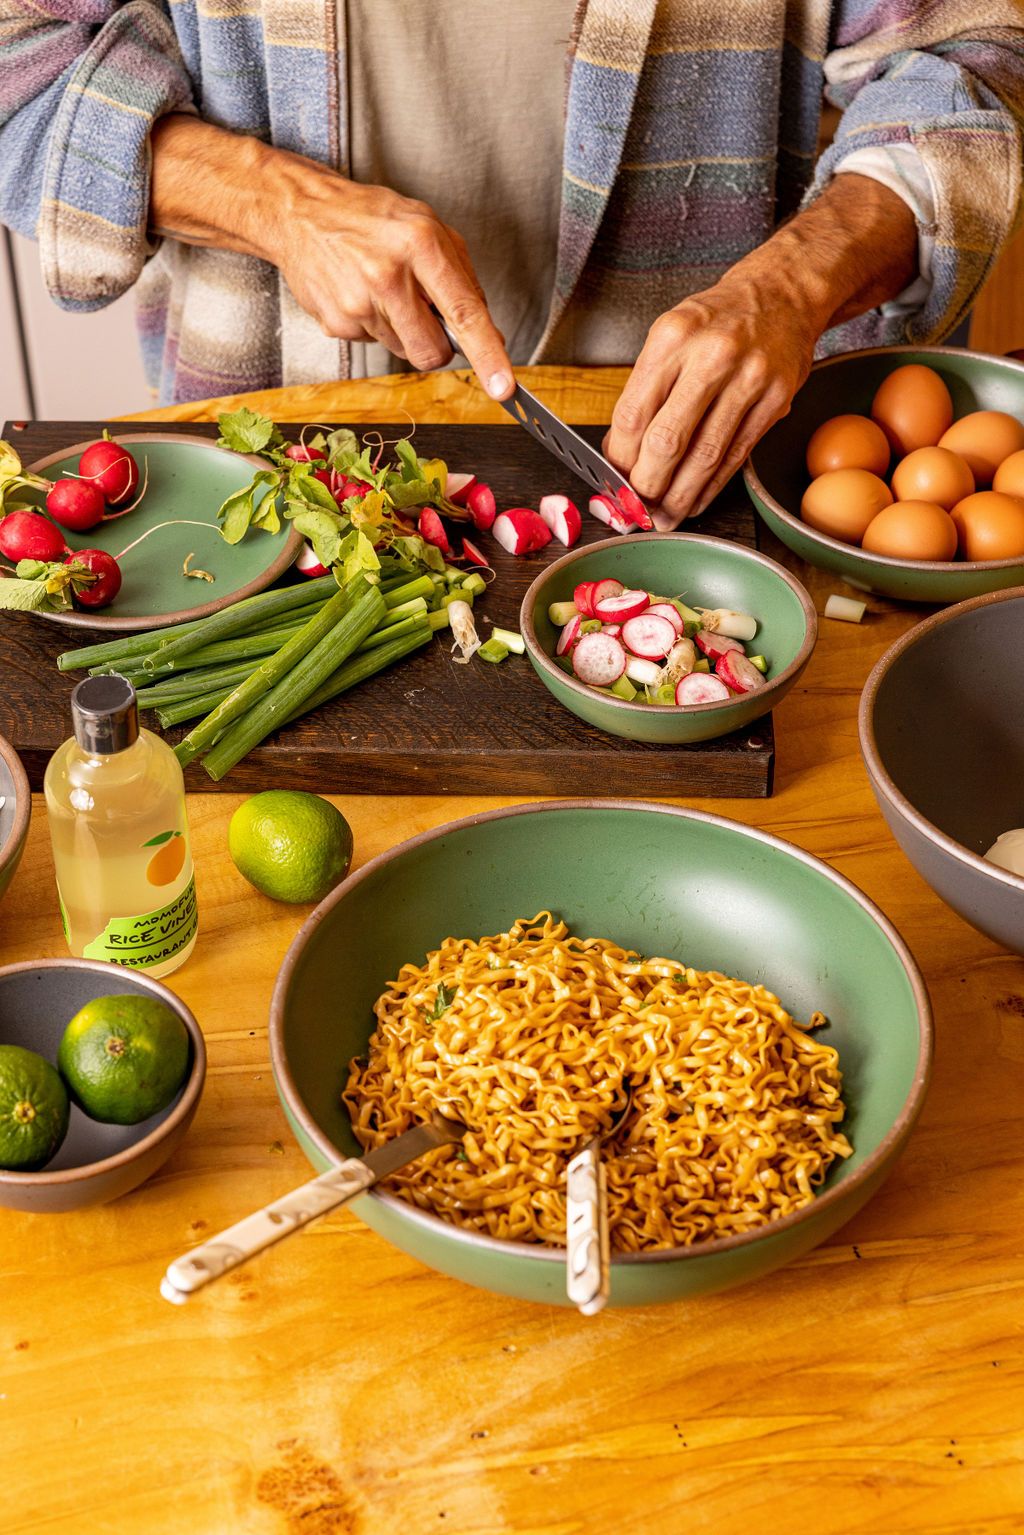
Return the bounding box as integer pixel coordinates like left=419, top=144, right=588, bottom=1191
left=0, top=418, right=772, bottom=797
left=2, top=368, right=1023, bottom=1535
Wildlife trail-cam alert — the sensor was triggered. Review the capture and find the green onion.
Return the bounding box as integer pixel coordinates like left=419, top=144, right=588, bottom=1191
left=136, top=661, right=260, bottom=708
left=441, top=589, right=474, bottom=610
left=383, top=595, right=429, bottom=621
left=748, top=654, right=768, bottom=673
left=477, top=639, right=509, bottom=664
left=383, top=575, right=434, bottom=609
left=609, top=675, right=638, bottom=701
left=547, top=600, right=576, bottom=626
left=282, top=625, right=433, bottom=726
left=106, top=620, right=310, bottom=682
left=427, top=609, right=452, bottom=632
left=151, top=576, right=339, bottom=670
left=490, top=626, right=524, bottom=655
left=462, top=572, right=487, bottom=598
left=154, top=689, right=235, bottom=729
left=693, top=658, right=710, bottom=674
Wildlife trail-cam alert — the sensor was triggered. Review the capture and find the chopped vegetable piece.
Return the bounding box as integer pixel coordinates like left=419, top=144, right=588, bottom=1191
left=462, top=572, right=487, bottom=597
left=694, top=629, right=745, bottom=661
left=556, top=614, right=582, bottom=656
left=572, top=632, right=627, bottom=687
left=646, top=602, right=684, bottom=637
left=621, top=613, right=677, bottom=660
left=824, top=594, right=867, bottom=623
left=574, top=581, right=597, bottom=617
left=590, top=578, right=624, bottom=610
left=609, top=675, right=638, bottom=702
left=748, top=654, right=768, bottom=673
left=624, top=655, right=662, bottom=687
left=447, top=599, right=481, bottom=664
left=477, top=639, right=509, bottom=664
left=492, top=508, right=552, bottom=555
left=693, top=658, right=710, bottom=673
left=662, top=636, right=697, bottom=685
left=548, top=600, right=578, bottom=626
left=537, top=494, right=582, bottom=548
left=593, top=589, right=649, bottom=622
left=588, top=493, right=632, bottom=535
left=490, top=626, right=524, bottom=656
left=446, top=472, right=476, bottom=505
left=460, top=539, right=489, bottom=570
left=715, top=649, right=765, bottom=694
left=465, top=483, right=496, bottom=530
left=675, top=672, right=730, bottom=705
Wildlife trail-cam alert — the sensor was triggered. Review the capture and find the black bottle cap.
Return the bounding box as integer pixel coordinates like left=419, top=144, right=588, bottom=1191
left=71, top=674, right=139, bottom=755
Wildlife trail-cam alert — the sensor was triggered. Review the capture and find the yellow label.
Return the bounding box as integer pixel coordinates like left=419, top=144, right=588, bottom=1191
left=82, top=875, right=198, bottom=968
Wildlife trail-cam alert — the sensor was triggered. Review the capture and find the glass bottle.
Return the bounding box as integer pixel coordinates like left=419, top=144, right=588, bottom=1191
left=43, top=674, right=198, bottom=978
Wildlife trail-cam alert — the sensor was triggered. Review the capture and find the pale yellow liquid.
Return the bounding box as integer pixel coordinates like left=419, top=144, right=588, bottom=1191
left=43, top=727, right=197, bottom=978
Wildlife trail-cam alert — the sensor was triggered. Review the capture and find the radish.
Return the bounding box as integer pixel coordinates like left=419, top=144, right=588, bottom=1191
left=614, top=483, right=654, bottom=530
left=0, top=510, right=66, bottom=563
left=590, top=578, right=624, bottom=609
left=694, top=628, right=745, bottom=661
left=465, top=482, right=496, bottom=531
left=46, top=479, right=105, bottom=532
left=339, top=478, right=370, bottom=500
left=65, top=548, right=122, bottom=609
left=556, top=614, right=582, bottom=655
left=284, top=443, right=324, bottom=463
left=574, top=581, right=597, bottom=617
left=600, top=623, right=622, bottom=637
left=715, top=649, right=766, bottom=694
left=538, top=493, right=582, bottom=548
left=675, top=672, right=731, bottom=706
left=588, top=493, right=632, bottom=535
left=646, top=602, right=684, bottom=637
left=621, top=612, right=677, bottom=660
left=492, top=508, right=551, bottom=555
left=419, top=507, right=452, bottom=555
left=77, top=438, right=139, bottom=506
left=447, top=472, right=476, bottom=505
left=461, top=536, right=489, bottom=567
left=572, top=631, right=626, bottom=687
left=625, top=655, right=662, bottom=686
left=296, top=541, right=329, bottom=578
left=593, top=588, right=649, bottom=622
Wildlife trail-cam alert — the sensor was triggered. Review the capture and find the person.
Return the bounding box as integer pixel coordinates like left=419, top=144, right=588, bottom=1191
left=1, top=2, right=1022, bottom=524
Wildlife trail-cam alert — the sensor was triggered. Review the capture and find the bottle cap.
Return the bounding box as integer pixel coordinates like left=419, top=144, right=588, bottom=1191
left=71, top=674, right=140, bottom=755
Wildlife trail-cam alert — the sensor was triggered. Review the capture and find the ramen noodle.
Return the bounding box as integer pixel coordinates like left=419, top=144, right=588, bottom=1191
left=343, top=913, right=852, bottom=1251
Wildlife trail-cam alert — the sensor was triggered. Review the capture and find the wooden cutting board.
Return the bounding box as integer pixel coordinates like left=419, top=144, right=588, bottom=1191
left=0, top=419, right=774, bottom=796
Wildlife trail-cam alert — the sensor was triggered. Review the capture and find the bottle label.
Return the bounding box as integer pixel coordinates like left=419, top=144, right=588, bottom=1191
left=81, top=875, right=198, bottom=969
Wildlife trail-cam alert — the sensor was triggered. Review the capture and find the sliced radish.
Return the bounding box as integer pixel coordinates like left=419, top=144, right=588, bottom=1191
left=461, top=536, right=489, bottom=567
left=296, top=542, right=329, bottom=578
left=601, top=623, right=622, bottom=637
left=465, top=482, right=496, bottom=530
left=589, top=578, right=624, bottom=610
left=556, top=614, right=582, bottom=656
left=646, top=602, right=684, bottom=637
left=419, top=507, right=452, bottom=555
left=614, top=483, right=654, bottom=530
left=538, top=493, right=582, bottom=548
left=447, top=472, right=476, bottom=505
left=588, top=493, right=632, bottom=535
left=625, top=655, right=662, bottom=686
left=572, top=631, right=627, bottom=687
left=715, top=649, right=766, bottom=694
left=492, top=508, right=552, bottom=555
left=694, top=628, right=745, bottom=661
left=593, top=588, right=649, bottom=622
left=621, top=612, right=677, bottom=660
left=574, top=581, right=597, bottom=617
left=676, top=673, right=731, bottom=706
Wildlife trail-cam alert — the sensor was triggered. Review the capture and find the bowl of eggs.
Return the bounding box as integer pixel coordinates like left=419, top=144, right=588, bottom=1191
left=744, top=346, right=1024, bottom=601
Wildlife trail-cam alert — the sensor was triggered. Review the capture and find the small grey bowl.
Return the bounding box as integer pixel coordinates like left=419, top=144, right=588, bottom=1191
left=0, top=734, right=30, bottom=908
left=859, top=586, right=1024, bottom=955
left=0, top=959, right=206, bottom=1212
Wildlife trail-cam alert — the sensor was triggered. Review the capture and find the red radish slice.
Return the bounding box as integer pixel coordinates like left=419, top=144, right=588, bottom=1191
left=461, top=536, right=489, bottom=567
left=646, top=602, right=684, bottom=636
left=284, top=443, right=324, bottom=463
left=621, top=612, right=677, bottom=660
left=614, top=483, right=654, bottom=530
left=593, top=588, right=649, bottom=622
left=574, top=581, right=597, bottom=616
left=447, top=472, right=476, bottom=505
left=465, top=482, right=497, bottom=530
left=419, top=507, right=452, bottom=555
left=590, top=578, right=624, bottom=609
left=601, top=623, right=622, bottom=637
left=572, top=631, right=626, bottom=686
left=588, top=493, right=632, bottom=534
left=538, top=493, right=582, bottom=548
left=694, top=628, right=745, bottom=660
left=675, top=673, right=731, bottom=706
left=556, top=614, right=582, bottom=655
left=296, top=541, right=329, bottom=578
left=716, top=650, right=766, bottom=693
left=492, top=508, right=552, bottom=555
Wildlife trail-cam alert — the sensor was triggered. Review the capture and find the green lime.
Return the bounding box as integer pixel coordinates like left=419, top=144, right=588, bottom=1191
left=228, top=790, right=353, bottom=904
left=0, top=1044, right=69, bottom=1170
left=58, top=994, right=189, bottom=1126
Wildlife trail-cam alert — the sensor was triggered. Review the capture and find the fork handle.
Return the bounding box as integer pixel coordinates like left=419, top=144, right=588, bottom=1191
left=566, top=1138, right=610, bottom=1315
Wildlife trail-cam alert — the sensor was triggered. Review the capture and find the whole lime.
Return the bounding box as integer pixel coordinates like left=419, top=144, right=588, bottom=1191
left=228, top=790, right=353, bottom=904
left=58, top=994, right=190, bottom=1125
left=0, top=1044, right=70, bottom=1170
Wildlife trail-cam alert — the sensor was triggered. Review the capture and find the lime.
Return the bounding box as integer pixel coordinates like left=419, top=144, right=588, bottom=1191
left=228, top=790, right=353, bottom=904
left=58, top=994, right=189, bottom=1125
left=0, top=1044, right=69, bottom=1170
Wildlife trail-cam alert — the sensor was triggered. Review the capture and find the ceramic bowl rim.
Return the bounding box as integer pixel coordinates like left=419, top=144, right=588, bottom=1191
left=743, top=345, right=1024, bottom=577
left=859, top=583, right=1024, bottom=895
left=0, top=733, right=30, bottom=877
left=269, top=798, right=933, bottom=1268
left=519, top=533, right=817, bottom=718
left=0, top=958, right=207, bottom=1187
left=25, top=433, right=302, bottom=632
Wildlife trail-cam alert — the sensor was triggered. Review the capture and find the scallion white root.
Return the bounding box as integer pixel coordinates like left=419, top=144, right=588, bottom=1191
left=694, top=607, right=758, bottom=641
left=448, top=599, right=481, bottom=664
left=824, top=594, right=867, bottom=624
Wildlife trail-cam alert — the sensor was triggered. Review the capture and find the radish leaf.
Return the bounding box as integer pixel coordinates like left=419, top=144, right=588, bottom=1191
left=216, top=408, right=282, bottom=455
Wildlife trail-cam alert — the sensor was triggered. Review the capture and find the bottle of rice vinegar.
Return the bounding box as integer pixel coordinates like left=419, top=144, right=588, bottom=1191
left=43, top=675, right=198, bottom=978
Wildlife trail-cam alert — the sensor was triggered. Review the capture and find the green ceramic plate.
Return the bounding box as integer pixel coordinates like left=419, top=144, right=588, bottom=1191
left=520, top=534, right=816, bottom=744
left=27, top=433, right=300, bottom=632
left=744, top=346, right=1024, bottom=603
left=270, top=801, right=932, bottom=1307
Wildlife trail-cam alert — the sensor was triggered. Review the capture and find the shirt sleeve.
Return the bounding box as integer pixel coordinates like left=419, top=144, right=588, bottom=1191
left=834, top=144, right=936, bottom=318
left=806, top=1, right=1024, bottom=349
left=0, top=0, right=195, bottom=312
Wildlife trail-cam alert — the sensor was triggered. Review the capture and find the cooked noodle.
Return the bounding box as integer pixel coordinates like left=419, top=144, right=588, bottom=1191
left=343, top=913, right=852, bottom=1251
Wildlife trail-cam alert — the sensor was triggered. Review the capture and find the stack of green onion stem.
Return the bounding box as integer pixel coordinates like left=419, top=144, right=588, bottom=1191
left=56, top=561, right=486, bottom=780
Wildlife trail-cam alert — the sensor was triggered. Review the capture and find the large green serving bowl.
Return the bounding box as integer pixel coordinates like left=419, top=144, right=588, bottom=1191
left=270, top=801, right=931, bottom=1307
left=520, top=534, right=816, bottom=744
left=744, top=346, right=1024, bottom=602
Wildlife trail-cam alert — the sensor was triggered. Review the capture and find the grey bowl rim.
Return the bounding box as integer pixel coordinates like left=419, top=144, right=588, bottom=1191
left=0, top=733, right=30, bottom=878
left=269, top=798, right=933, bottom=1269
left=0, top=958, right=207, bottom=1187
left=743, top=344, right=1024, bottom=576
left=859, top=583, right=1024, bottom=896
left=519, top=532, right=818, bottom=717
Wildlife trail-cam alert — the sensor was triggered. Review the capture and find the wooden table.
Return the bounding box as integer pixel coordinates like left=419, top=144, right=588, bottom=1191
left=3, top=369, right=1023, bottom=1535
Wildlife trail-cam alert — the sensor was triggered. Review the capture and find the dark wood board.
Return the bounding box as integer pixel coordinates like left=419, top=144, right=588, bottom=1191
left=0, top=419, right=774, bottom=796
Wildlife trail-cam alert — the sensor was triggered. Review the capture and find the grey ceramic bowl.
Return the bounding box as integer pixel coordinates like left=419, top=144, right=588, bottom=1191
left=745, top=346, right=1024, bottom=603
left=0, top=734, right=30, bottom=908
left=859, top=587, right=1024, bottom=954
left=0, top=959, right=206, bottom=1212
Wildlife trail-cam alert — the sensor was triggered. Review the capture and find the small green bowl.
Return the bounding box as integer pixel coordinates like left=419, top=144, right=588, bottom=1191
left=270, top=801, right=932, bottom=1307
left=520, top=534, right=816, bottom=744
left=745, top=346, right=1024, bottom=603
left=0, top=734, right=30, bottom=909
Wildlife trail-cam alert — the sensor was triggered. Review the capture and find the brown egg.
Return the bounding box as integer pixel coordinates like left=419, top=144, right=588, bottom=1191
left=890, top=446, right=974, bottom=511
left=950, top=490, right=1024, bottom=562
left=991, top=447, right=1024, bottom=499
left=801, top=469, right=893, bottom=545
left=861, top=501, right=958, bottom=561
left=871, top=365, right=953, bottom=457
left=806, top=414, right=890, bottom=478
left=938, top=411, right=1024, bottom=487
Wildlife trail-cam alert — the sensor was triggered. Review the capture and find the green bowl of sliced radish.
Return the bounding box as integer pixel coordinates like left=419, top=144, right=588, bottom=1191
left=520, top=534, right=816, bottom=744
